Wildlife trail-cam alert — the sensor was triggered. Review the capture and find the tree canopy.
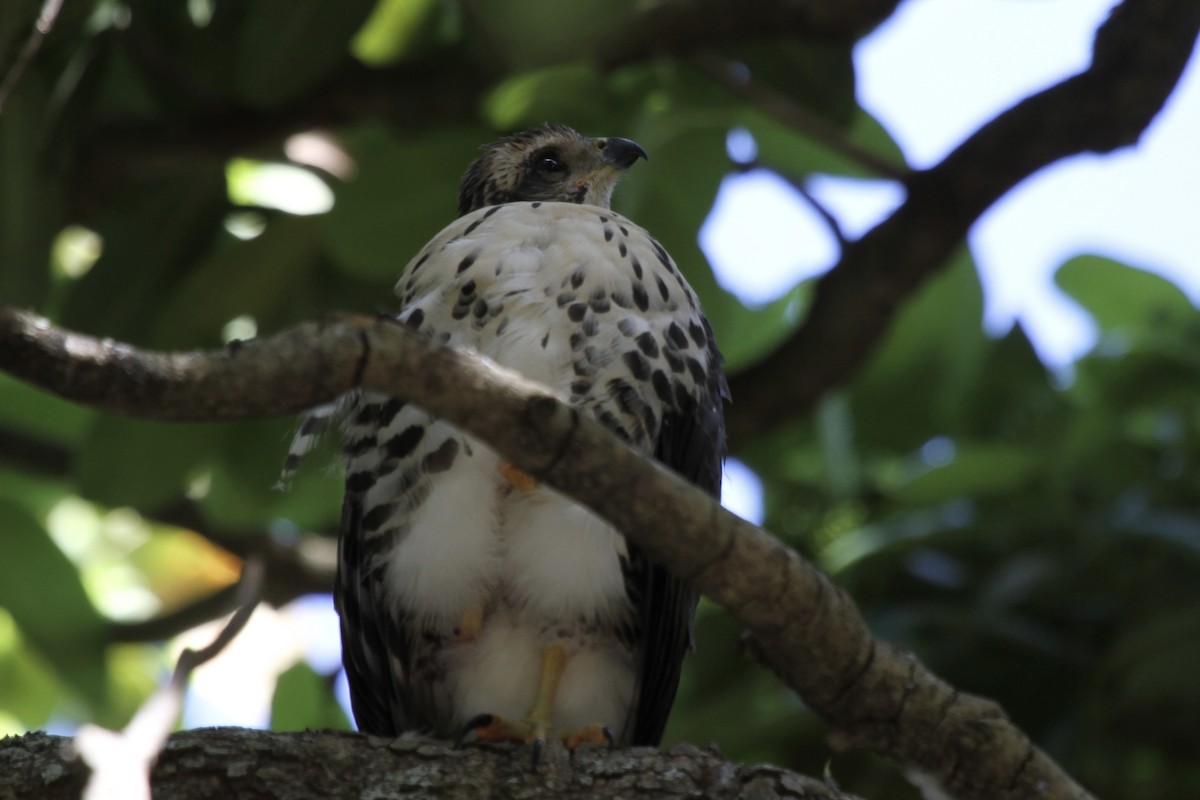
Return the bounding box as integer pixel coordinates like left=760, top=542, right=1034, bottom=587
left=1, top=1, right=1199, bottom=798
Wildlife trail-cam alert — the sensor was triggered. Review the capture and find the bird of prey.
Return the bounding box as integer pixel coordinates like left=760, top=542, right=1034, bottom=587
left=285, top=124, right=728, bottom=754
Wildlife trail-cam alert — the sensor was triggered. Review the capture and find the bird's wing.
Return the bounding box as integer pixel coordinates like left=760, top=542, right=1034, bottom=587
left=607, top=224, right=728, bottom=746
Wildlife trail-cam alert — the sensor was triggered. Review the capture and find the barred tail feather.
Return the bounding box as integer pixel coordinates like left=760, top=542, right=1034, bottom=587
left=277, top=397, right=350, bottom=489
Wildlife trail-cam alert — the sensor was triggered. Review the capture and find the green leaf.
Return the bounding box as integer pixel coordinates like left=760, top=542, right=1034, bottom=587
left=0, top=500, right=107, bottom=707
left=320, top=124, right=490, bottom=282
left=0, top=373, right=93, bottom=448
left=233, top=0, right=377, bottom=108
left=893, top=443, right=1040, bottom=506
left=483, top=63, right=612, bottom=132
left=60, top=169, right=228, bottom=341
left=1056, top=255, right=1196, bottom=337
left=151, top=215, right=322, bottom=348
left=0, top=72, right=57, bottom=308
left=270, top=662, right=350, bottom=731
left=850, top=248, right=987, bottom=450
left=75, top=417, right=221, bottom=510
left=468, top=0, right=638, bottom=68
left=351, top=0, right=460, bottom=65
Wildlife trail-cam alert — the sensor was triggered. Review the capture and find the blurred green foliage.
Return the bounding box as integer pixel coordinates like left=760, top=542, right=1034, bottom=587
left=1, top=2, right=1197, bottom=798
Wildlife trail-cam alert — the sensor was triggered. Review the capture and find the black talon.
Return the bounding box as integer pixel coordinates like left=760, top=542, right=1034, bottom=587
left=602, top=726, right=616, bottom=750
left=530, top=737, right=545, bottom=771
left=457, top=713, right=494, bottom=747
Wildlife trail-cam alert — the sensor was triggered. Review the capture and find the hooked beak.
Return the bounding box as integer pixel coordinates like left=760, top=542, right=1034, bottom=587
left=597, top=137, right=648, bottom=169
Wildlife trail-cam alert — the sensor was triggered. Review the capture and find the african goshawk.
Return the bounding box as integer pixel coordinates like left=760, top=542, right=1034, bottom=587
left=287, top=124, right=728, bottom=752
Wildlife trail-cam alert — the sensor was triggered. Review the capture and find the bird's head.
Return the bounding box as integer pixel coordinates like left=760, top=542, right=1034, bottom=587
left=457, top=124, right=648, bottom=216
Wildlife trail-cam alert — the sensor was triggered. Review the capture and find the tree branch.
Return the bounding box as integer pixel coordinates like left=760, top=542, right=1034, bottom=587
left=726, top=0, right=1200, bottom=442
left=4, top=729, right=865, bottom=800
left=0, top=304, right=1094, bottom=799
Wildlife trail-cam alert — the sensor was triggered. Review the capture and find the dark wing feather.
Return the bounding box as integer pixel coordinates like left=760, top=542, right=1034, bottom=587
left=336, top=496, right=405, bottom=735
left=627, top=382, right=727, bottom=746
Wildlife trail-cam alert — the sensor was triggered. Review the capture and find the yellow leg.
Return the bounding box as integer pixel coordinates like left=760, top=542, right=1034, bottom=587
left=527, top=643, right=567, bottom=724
left=499, top=459, right=540, bottom=494
left=461, top=643, right=615, bottom=766
left=453, top=604, right=484, bottom=643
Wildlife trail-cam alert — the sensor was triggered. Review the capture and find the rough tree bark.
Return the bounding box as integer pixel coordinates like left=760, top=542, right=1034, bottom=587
left=2, top=729, right=865, bottom=800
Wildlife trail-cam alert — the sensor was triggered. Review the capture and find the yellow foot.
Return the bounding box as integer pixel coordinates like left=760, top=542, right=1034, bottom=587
left=453, top=604, right=484, bottom=643
left=459, top=714, right=614, bottom=769
left=499, top=459, right=539, bottom=494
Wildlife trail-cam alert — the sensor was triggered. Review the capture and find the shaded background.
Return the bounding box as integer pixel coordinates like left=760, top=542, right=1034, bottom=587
left=1, top=1, right=1198, bottom=798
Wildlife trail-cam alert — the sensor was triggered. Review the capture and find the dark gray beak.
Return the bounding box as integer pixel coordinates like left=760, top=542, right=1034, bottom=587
left=600, top=137, right=649, bottom=169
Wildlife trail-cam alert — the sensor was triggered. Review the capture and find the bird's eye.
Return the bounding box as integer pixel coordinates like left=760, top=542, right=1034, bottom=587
left=535, top=155, right=566, bottom=173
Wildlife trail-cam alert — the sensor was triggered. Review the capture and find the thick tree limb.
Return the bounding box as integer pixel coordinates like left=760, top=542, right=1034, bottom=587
left=3, top=729, right=864, bottom=800
left=726, top=0, right=1200, bottom=442
left=0, top=305, right=1094, bottom=799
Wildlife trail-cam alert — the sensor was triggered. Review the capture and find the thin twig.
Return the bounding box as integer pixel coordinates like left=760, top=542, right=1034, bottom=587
left=693, top=50, right=908, bottom=181
left=0, top=0, right=64, bottom=114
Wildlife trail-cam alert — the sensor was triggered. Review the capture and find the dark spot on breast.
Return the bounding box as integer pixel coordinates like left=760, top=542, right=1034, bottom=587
left=457, top=253, right=477, bottom=274
left=631, top=282, right=649, bottom=312
left=667, top=322, right=689, bottom=349
left=484, top=205, right=503, bottom=218
left=570, top=331, right=585, bottom=351
left=618, top=242, right=627, bottom=258
left=685, top=356, right=708, bottom=385
left=623, top=350, right=651, bottom=380
left=460, top=280, right=476, bottom=297
left=651, top=370, right=672, bottom=404
left=378, top=398, right=407, bottom=426
left=557, top=292, right=575, bottom=307
left=571, top=267, right=586, bottom=289
left=573, top=359, right=595, bottom=377
left=404, top=308, right=425, bottom=331
left=619, top=225, right=629, bottom=237
left=532, top=201, right=542, bottom=209
left=599, top=215, right=609, bottom=223
left=688, top=320, right=707, bottom=347
left=651, top=239, right=674, bottom=271
left=386, top=425, right=425, bottom=459
left=582, top=316, right=598, bottom=337
left=611, top=291, right=632, bottom=309
left=608, top=377, right=644, bottom=415
left=473, top=298, right=489, bottom=319
left=567, top=303, right=587, bottom=322
left=451, top=303, right=470, bottom=320
left=345, top=471, right=376, bottom=493
left=571, top=379, right=592, bottom=396
left=635, top=331, right=659, bottom=358
left=412, top=252, right=430, bottom=273
left=631, top=257, right=643, bottom=280
left=663, top=347, right=685, bottom=373
left=541, top=332, right=550, bottom=349
left=589, top=288, right=610, bottom=314
left=604, top=227, right=614, bottom=242
left=673, top=380, right=696, bottom=412
left=656, top=275, right=671, bottom=302
left=422, top=438, right=460, bottom=474
left=617, top=318, right=637, bottom=337
left=463, top=218, right=484, bottom=235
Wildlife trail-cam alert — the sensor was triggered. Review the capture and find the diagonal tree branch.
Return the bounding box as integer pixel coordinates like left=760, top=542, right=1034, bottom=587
left=0, top=304, right=1094, bottom=800
left=726, top=0, right=1200, bottom=442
